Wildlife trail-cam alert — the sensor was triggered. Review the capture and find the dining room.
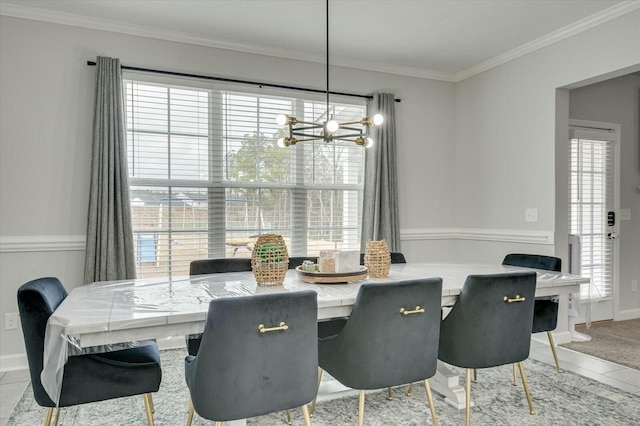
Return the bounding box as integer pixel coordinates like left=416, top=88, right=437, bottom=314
left=1, top=1, right=640, bottom=425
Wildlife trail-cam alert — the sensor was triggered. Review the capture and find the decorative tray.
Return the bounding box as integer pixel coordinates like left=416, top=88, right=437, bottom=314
left=295, top=265, right=368, bottom=284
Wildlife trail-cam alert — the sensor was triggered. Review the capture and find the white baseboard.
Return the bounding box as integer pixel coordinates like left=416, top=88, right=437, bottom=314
left=0, top=353, right=28, bottom=372
left=532, top=330, right=572, bottom=345
left=614, top=308, right=640, bottom=321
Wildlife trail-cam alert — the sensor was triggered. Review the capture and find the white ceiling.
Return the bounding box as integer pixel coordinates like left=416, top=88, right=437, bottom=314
left=1, top=0, right=638, bottom=81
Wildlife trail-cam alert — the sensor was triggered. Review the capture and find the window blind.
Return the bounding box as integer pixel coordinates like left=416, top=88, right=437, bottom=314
left=569, top=127, right=615, bottom=300
left=125, top=78, right=366, bottom=278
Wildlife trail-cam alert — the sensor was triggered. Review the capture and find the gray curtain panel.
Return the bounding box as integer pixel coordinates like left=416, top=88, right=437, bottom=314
left=360, top=93, right=401, bottom=252
left=83, top=56, right=136, bottom=283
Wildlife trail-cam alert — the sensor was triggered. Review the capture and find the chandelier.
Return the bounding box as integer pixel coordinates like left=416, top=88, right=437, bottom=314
left=276, top=0, right=383, bottom=148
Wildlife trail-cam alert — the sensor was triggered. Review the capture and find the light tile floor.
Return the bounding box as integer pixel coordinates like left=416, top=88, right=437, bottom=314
left=1, top=338, right=639, bottom=426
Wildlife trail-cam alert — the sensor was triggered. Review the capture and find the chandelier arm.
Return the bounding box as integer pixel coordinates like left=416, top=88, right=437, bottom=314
left=339, top=121, right=372, bottom=127
left=292, top=137, right=323, bottom=143
left=339, top=126, right=368, bottom=133
left=292, top=121, right=323, bottom=127
left=333, top=132, right=366, bottom=139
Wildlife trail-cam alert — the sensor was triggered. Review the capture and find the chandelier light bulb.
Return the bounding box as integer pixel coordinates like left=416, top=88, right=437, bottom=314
left=277, top=138, right=286, bottom=148
left=276, top=114, right=288, bottom=126
left=373, top=114, right=384, bottom=126
left=326, top=120, right=339, bottom=133
left=365, top=137, right=374, bottom=148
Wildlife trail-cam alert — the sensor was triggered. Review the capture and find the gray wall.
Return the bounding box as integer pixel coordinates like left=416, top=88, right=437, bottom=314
left=569, top=74, right=640, bottom=316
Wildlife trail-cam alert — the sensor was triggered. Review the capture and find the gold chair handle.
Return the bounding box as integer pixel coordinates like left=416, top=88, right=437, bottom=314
left=503, top=295, right=526, bottom=303
left=400, top=306, right=425, bottom=315
left=258, top=322, right=289, bottom=333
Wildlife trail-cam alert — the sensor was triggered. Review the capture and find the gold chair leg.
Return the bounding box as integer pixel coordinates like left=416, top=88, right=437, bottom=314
left=286, top=409, right=292, bottom=425
left=301, top=404, right=312, bottom=426
left=512, top=364, right=518, bottom=386
left=148, top=393, right=155, bottom=413
left=143, top=393, right=155, bottom=426
left=424, top=379, right=439, bottom=426
left=43, top=407, right=53, bottom=426
left=547, top=331, right=562, bottom=373
left=387, top=386, right=393, bottom=400
left=517, top=361, right=535, bottom=415
left=53, top=408, right=61, bottom=426
left=358, top=390, right=365, bottom=426
left=215, top=422, right=222, bottom=426
left=309, top=367, right=323, bottom=417
left=465, top=369, right=471, bottom=426
left=187, top=398, right=195, bottom=426
left=406, top=383, right=413, bottom=396
left=473, top=368, right=477, bottom=383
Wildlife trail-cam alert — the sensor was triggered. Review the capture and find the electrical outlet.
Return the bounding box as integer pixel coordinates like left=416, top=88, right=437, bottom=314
left=5, top=312, right=19, bottom=330
left=525, top=208, right=538, bottom=223
left=632, top=280, right=638, bottom=292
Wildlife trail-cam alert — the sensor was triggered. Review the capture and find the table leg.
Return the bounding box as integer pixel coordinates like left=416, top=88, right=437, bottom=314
left=430, top=361, right=474, bottom=410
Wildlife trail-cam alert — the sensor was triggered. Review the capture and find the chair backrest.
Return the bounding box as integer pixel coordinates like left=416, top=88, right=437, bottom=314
left=189, top=258, right=252, bottom=275
left=438, top=272, right=537, bottom=369
left=17, top=277, right=68, bottom=406
left=190, top=256, right=318, bottom=276
left=320, top=278, right=442, bottom=389
left=187, top=291, right=318, bottom=421
left=502, top=253, right=561, bottom=272
left=359, top=251, right=407, bottom=265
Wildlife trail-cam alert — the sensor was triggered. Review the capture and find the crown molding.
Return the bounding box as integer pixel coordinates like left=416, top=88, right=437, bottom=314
left=455, top=0, right=640, bottom=82
left=0, top=2, right=458, bottom=82
left=0, top=235, right=86, bottom=253
left=400, top=228, right=554, bottom=245
left=2, top=1, right=639, bottom=83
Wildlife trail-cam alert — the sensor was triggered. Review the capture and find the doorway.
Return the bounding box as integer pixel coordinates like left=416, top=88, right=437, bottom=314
left=568, top=120, right=619, bottom=322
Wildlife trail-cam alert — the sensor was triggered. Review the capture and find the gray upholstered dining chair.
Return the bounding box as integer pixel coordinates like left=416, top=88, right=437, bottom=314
left=185, top=291, right=318, bottom=426
left=187, top=256, right=315, bottom=356
left=438, top=272, right=537, bottom=426
left=17, top=277, right=162, bottom=426
left=502, top=253, right=563, bottom=373
left=313, top=278, right=442, bottom=426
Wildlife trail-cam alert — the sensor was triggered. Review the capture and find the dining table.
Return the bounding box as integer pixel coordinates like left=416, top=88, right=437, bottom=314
left=42, top=262, right=588, bottom=414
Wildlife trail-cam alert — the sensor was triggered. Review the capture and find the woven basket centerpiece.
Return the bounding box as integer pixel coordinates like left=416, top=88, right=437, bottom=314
left=251, top=234, right=289, bottom=286
left=364, top=240, right=391, bottom=278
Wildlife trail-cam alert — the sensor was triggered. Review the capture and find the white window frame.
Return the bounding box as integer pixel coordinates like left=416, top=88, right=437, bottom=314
left=123, top=72, right=366, bottom=277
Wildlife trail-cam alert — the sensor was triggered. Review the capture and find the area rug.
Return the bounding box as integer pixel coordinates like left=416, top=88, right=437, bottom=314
left=561, top=318, right=640, bottom=370
left=8, top=349, right=640, bottom=425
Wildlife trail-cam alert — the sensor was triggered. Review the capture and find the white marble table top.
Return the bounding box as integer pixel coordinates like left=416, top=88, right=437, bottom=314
left=50, top=262, right=586, bottom=348
left=41, top=262, right=587, bottom=404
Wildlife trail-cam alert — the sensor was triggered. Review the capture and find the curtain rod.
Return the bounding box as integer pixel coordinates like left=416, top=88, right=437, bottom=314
left=571, top=124, right=614, bottom=132
left=86, top=61, right=401, bottom=102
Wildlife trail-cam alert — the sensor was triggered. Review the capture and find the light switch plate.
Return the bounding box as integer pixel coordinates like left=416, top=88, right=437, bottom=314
left=525, top=208, right=538, bottom=223
left=619, top=209, right=631, bottom=221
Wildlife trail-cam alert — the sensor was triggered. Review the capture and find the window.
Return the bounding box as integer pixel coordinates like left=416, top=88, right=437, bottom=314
left=124, top=78, right=366, bottom=277
left=569, top=127, right=615, bottom=301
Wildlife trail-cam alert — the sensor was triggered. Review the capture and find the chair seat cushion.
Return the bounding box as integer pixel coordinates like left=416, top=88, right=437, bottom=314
left=55, top=341, right=162, bottom=407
